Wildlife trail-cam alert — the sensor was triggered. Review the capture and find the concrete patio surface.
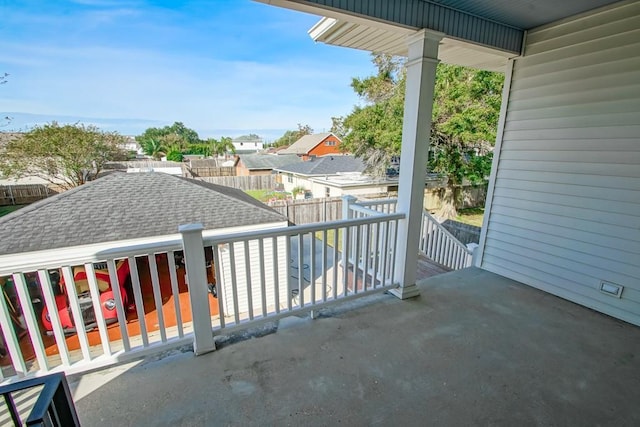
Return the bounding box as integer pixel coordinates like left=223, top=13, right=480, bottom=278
left=71, top=267, right=640, bottom=426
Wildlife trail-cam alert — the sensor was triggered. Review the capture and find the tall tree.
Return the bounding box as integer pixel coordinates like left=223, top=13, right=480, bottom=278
left=0, top=122, right=127, bottom=189
left=329, top=116, right=347, bottom=140
left=141, top=138, right=167, bottom=160
left=208, top=137, right=235, bottom=158
left=272, top=123, right=313, bottom=148
left=136, top=121, right=200, bottom=154
left=341, top=54, right=503, bottom=218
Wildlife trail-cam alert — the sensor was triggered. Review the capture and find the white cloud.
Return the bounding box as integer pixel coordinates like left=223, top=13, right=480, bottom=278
left=1, top=1, right=375, bottom=138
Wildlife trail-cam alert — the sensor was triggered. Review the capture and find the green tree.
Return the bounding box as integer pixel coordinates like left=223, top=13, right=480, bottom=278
left=0, top=122, right=127, bottom=189
left=141, top=138, right=167, bottom=160
left=273, top=123, right=313, bottom=147
left=329, top=116, right=347, bottom=139
left=185, top=143, right=211, bottom=157
left=208, top=137, right=235, bottom=158
left=341, top=54, right=503, bottom=218
left=136, top=121, right=200, bottom=155
left=166, top=150, right=184, bottom=162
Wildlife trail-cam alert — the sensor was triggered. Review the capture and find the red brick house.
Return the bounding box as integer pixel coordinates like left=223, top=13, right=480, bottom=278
left=278, top=132, right=342, bottom=160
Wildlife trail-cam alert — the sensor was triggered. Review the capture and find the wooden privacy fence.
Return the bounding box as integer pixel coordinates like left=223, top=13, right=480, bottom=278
left=196, top=175, right=277, bottom=191
left=188, top=166, right=235, bottom=177
left=267, top=197, right=343, bottom=225
left=104, top=161, right=184, bottom=170
left=0, top=184, right=57, bottom=206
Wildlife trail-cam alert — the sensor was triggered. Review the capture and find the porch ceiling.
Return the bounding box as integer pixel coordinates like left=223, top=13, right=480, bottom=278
left=308, top=17, right=513, bottom=72
left=257, top=0, right=622, bottom=70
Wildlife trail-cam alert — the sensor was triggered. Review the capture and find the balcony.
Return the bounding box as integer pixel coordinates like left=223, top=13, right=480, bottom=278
left=0, top=196, right=638, bottom=424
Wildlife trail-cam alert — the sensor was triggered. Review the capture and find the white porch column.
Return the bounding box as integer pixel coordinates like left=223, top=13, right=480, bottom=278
left=390, top=30, right=443, bottom=300
left=179, top=223, right=216, bottom=355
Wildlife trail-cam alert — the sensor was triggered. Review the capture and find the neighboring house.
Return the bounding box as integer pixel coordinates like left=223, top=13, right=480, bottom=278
left=119, top=136, right=144, bottom=156
left=0, top=172, right=290, bottom=316
left=274, top=155, right=366, bottom=197
left=236, top=153, right=302, bottom=176
left=232, top=136, right=264, bottom=154
left=277, top=133, right=343, bottom=160
left=308, top=174, right=397, bottom=198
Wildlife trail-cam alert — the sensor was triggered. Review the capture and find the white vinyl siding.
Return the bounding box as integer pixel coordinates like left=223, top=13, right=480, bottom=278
left=481, top=1, right=640, bottom=326
left=218, top=236, right=289, bottom=317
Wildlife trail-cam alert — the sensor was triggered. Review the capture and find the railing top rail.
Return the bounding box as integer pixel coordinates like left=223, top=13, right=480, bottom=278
left=423, top=210, right=472, bottom=254
left=348, top=204, right=389, bottom=216
left=205, top=212, right=405, bottom=245
left=355, top=198, right=398, bottom=207
left=0, top=238, right=184, bottom=276
left=0, top=209, right=406, bottom=275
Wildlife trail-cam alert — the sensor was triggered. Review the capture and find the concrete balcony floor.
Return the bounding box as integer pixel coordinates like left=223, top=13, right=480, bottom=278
left=72, top=267, right=640, bottom=426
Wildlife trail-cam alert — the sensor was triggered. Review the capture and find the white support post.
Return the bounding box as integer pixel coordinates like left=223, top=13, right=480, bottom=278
left=391, top=30, right=443, bottom=300
left=179, top=223, right=216, bottom=355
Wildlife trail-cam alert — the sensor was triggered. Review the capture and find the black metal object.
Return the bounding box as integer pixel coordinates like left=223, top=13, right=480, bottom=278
left=0, top=372, right=80, bottom=426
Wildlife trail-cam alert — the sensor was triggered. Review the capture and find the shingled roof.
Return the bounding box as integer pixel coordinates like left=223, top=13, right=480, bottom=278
left=274, top=155, right=365, bottom=176
left=278, top=133, right=335, bottom=155
left=0, top=172, right=286, bottom=255
left=239, top=154, right=302, bottom=170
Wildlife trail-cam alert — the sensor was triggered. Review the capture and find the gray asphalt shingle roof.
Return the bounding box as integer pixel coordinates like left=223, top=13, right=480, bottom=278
left=278, top=133, right=333, bottom=155
left=0, top=172, right=286, bottom=255
left=274, top=155, right=365, bottom=176
left=239, top=154, right=302, bottom=170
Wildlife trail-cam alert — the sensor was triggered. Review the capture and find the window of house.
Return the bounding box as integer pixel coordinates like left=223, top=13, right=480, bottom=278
left=325, top=140, right=336, bottom=146
left=287, top=174, right=293, bottom=183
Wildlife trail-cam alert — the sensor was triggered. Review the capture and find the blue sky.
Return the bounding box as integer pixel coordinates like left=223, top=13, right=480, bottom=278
left=0, top=0, right=374, bottom=140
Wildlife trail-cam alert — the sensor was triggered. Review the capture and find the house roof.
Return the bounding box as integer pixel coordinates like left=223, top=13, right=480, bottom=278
left=239, top=154, right=302, bottom=170
left=275, top=155, right=365, bottom=176
left=278, top=133, right=337, bottom=155
left=0, top=172, right=286, bottom=255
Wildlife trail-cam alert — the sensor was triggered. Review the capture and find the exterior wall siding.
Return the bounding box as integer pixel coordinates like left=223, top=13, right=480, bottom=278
left=218, top=236, right=289, bottom=317
left=481, top=1, right=640, bottom=326
left=307, top=135, right=343, bottom=157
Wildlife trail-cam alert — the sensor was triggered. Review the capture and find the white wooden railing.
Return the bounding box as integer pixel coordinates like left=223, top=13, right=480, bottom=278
left=203, top=212, right=403, bottom=334
left=419, top=210, right=473, bottom=270
left=0, top=208, right=404, bottom=383
left=0, top=195, right=471, bottom=383
left=0, top=239, right=192, bottom=383
left=349, top=196, right=473, bottom=271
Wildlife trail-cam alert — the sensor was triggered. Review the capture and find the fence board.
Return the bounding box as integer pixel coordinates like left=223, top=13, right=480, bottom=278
left=267, top=198, right=343, bottom=225
left=0, top=185, right=57, bottom=206
left=189, top=167, right=235, bottom=177
left=196, top=175, right=276, bottom=191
